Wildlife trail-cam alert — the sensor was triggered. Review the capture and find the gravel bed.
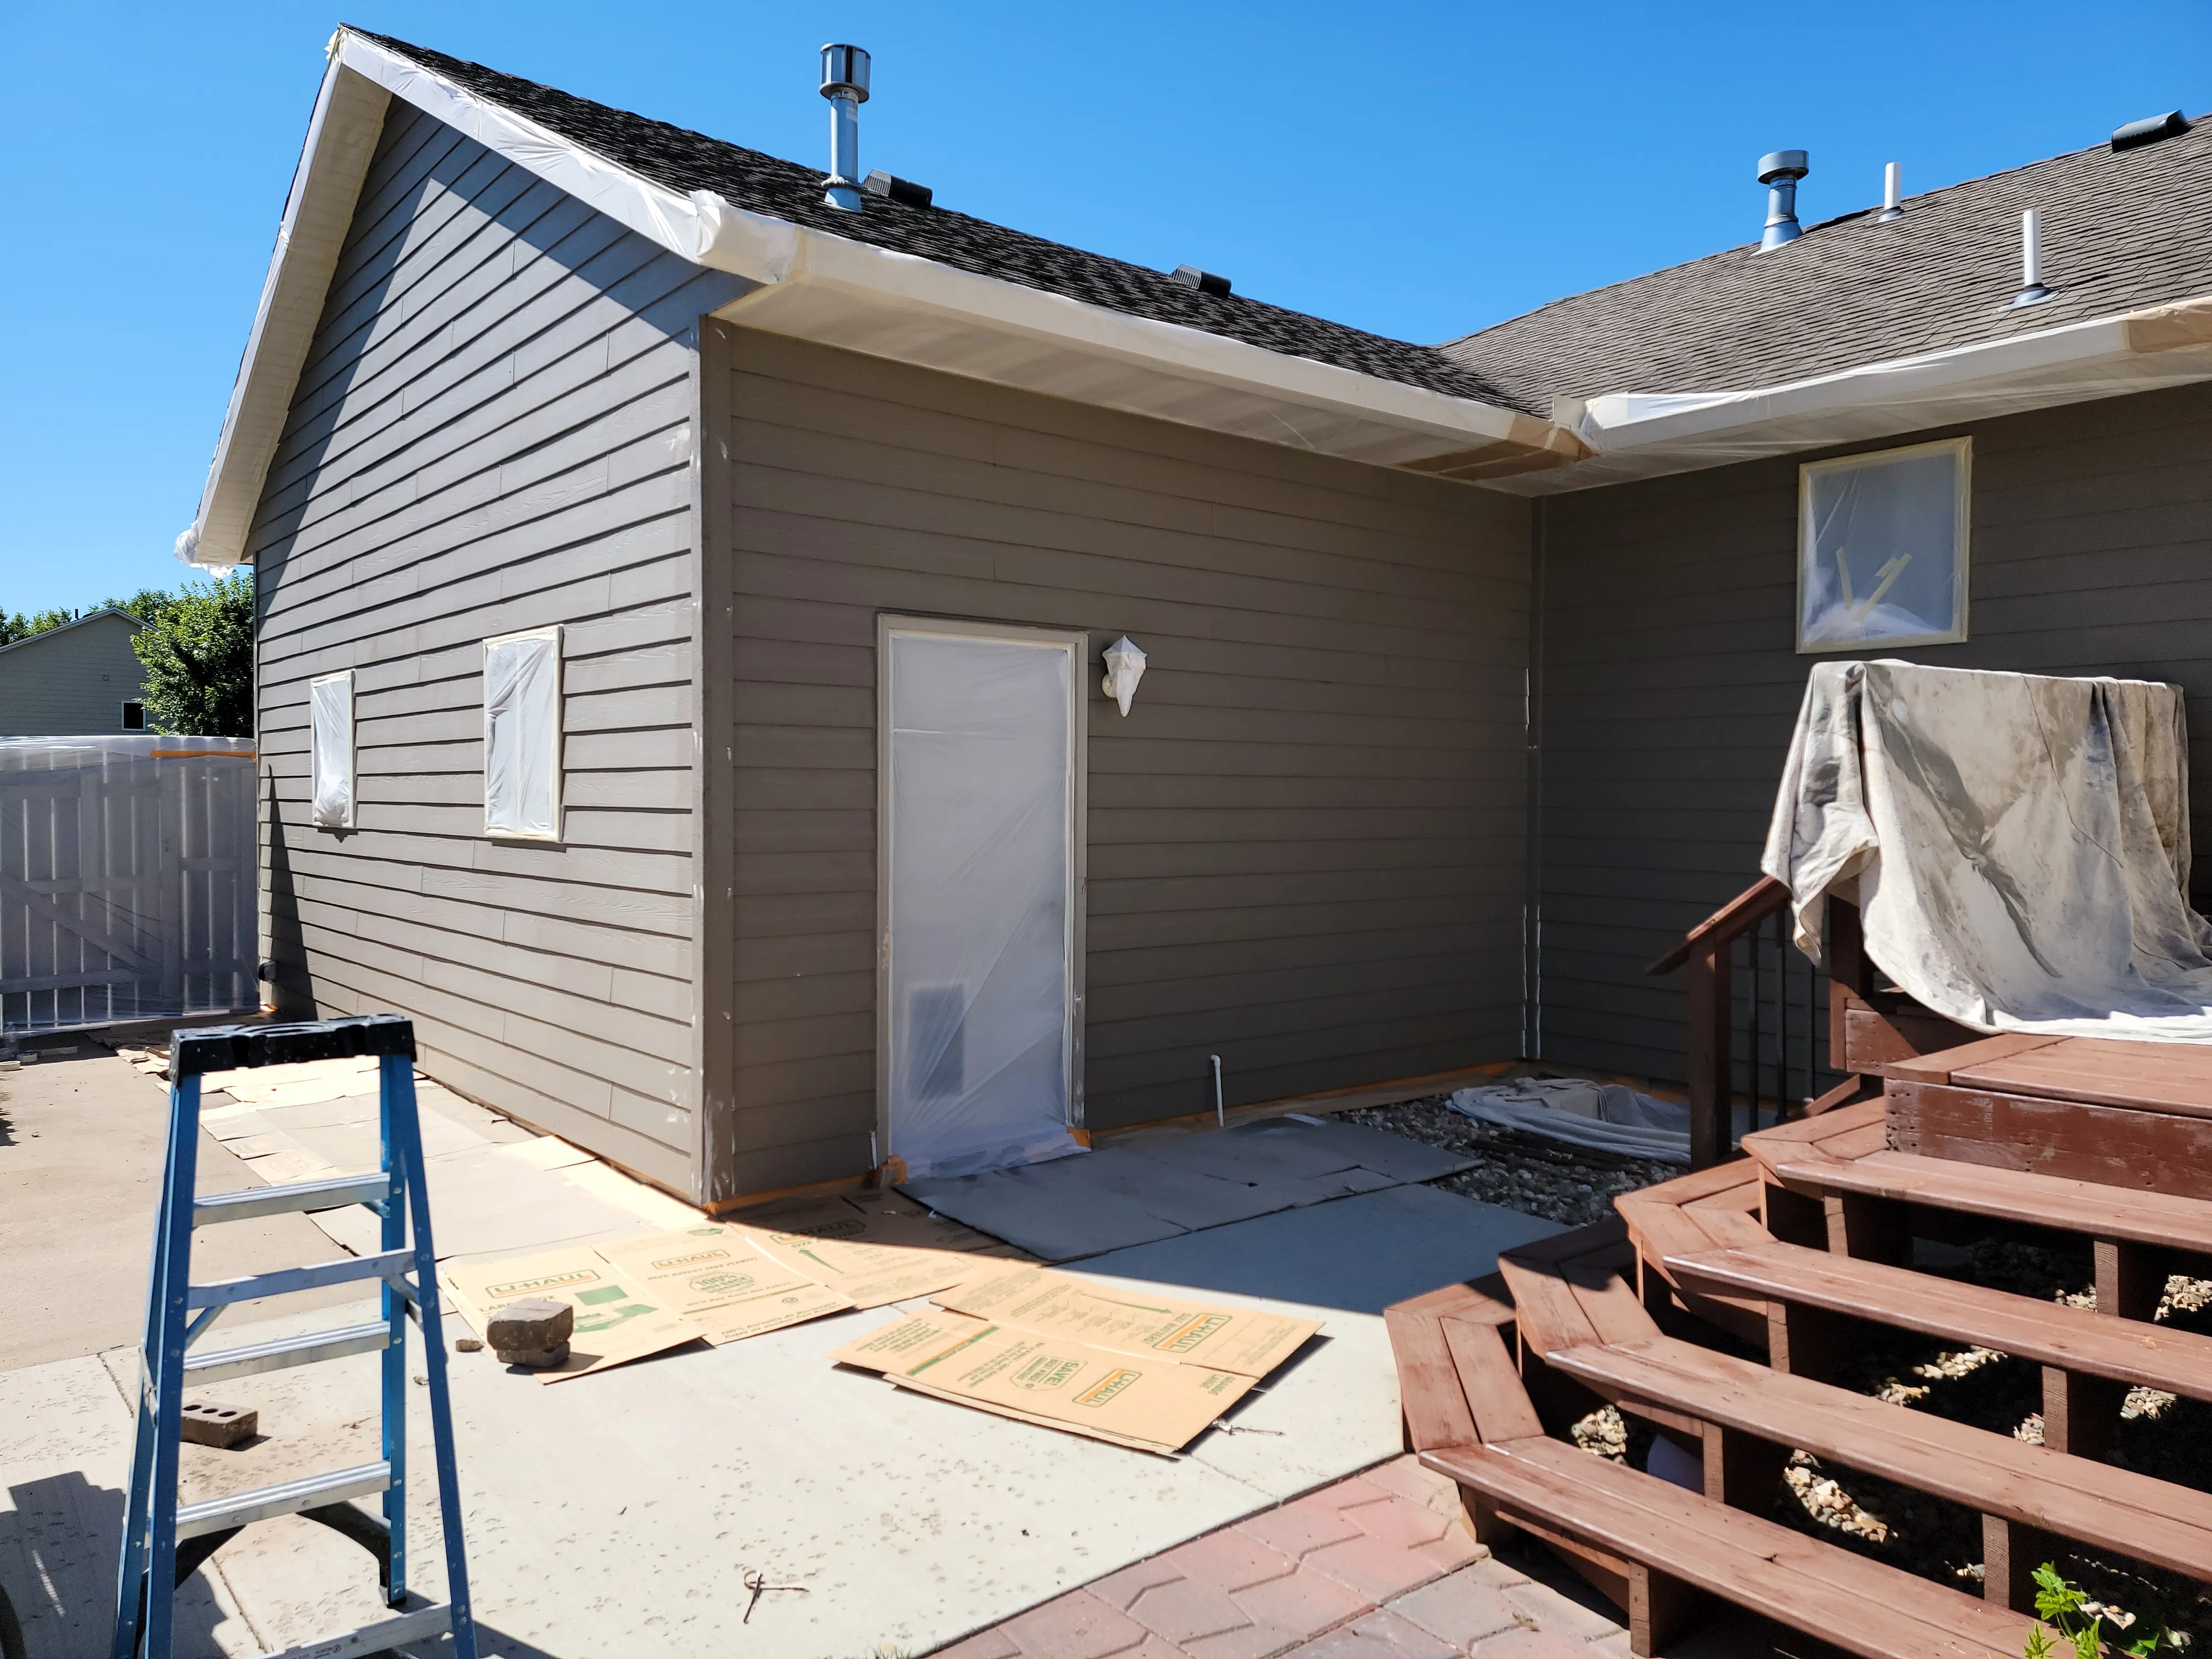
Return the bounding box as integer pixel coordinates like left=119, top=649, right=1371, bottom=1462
left=1343, top=1094, right=1681, bottom=1228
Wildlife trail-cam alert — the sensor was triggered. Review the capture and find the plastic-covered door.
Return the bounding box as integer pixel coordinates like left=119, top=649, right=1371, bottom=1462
left=884, top=627, right=1080, bottom=1177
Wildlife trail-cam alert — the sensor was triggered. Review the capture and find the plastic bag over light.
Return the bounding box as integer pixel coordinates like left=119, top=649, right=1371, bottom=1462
left=1101, top=636, right=1146, bottom=717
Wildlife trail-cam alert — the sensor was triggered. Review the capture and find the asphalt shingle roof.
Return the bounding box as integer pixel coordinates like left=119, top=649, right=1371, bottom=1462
left=1440, top=119, right=2212, bottom=413
left=355, top=32, right=1517, bottom=409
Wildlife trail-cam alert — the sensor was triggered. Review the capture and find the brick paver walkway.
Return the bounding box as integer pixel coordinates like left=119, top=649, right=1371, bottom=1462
left=933, top=1456, right=1642, bottom=1659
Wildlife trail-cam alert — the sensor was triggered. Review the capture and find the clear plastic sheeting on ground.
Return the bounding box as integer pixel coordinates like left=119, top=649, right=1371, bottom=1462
left=1447, top=1078, right=1694, bottom=1165
left=885, top=629, right=1081, bottom=1179
left=483, top=628, right=560, bottom=839
left=0, top=735, right=259, bottom=1032
left=1765, top=659, right=2212, bottom=1041
left=309, top=671, right=354, bottom=828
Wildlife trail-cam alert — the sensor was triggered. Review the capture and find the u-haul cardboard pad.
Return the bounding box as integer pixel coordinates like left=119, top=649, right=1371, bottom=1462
left=826, top=1269, right=1324, bottom=1454
left=440, top=1215, right=1000, bottom=1382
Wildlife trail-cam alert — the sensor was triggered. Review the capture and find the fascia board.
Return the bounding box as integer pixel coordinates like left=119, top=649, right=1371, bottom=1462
left=180, top=58, right=391, bottom=568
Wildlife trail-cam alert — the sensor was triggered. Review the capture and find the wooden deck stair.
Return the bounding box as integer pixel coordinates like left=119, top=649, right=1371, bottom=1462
left=1389, top=1220, right=2048, bottom=1656
left=1385, top=1034, right=2212, bottom=1654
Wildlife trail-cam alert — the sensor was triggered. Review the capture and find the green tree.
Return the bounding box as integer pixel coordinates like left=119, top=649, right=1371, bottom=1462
left=130, top=572, right=255, bottom=737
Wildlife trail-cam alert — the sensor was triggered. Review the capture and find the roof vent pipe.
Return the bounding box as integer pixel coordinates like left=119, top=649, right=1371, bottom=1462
left=1756, top=150, right=1808, bottom=251
left=2012, top=209, right=2053, bottom=307
left=1877, top=161, right=1903, bottom=222
left=819, top=43, right=871, bottom=211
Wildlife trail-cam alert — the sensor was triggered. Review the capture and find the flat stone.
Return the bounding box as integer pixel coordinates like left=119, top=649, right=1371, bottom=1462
left=1389, top=1565, right=1528, bottom=1647
left=1287, top=1608, right=1458, bottom=1659
left=1340, top=1492, right=1452, bottom=1550
left=1123, top=1576, right=1260, bottom=1647
left=998, top=1590, right=1154, bottom=1659
left=1161, top=1527, right=1298, bottom=1593
left=1302, top=1531, right=1451, bottom=1603
left=1226, top=1568, right=1373, bottom=1643
left=486, top=1296, right=572, bottom=1352
left=1238, top=1495, right=1369, bottom=1561
left=494, top=1340, right=571, bottom=1370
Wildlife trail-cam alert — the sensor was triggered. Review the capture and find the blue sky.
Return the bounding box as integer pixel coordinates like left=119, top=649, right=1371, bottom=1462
left=3, top=0, right=2205, bottom=613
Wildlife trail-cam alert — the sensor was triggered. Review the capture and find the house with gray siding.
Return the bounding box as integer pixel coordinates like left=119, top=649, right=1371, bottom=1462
left=0, top=610, right=149, bottom=737
left=182, top=28, right=2212, bottom=1206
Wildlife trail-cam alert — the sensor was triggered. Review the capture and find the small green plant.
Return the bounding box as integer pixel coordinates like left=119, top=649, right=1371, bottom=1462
left=2023, top=1563, right=2180, bottom=1658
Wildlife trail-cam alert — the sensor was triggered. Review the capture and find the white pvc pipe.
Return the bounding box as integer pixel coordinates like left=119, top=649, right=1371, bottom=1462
left=1883, top=161, right=1901, bottom=211
left=1211, top=1055, right=1224, bottom=1128
left=2021, top=210, right=2044, bottom=289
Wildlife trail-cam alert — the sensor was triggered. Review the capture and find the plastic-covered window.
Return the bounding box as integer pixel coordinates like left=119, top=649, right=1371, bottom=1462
left=1798, top=437, right=1970, bottom=653
left=309, top=671, right=354, bottom=829
left=483, top=628, right=561, bottom=839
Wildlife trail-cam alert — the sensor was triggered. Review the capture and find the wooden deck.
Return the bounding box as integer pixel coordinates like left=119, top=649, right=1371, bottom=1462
left=1386, top=1033, right=2212, bottom=1655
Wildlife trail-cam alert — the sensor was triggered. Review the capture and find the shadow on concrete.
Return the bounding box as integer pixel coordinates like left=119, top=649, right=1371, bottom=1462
left=1070, top=1185, right=1565, bottom=1316
left=2, top=1468, right=226, bottom=1659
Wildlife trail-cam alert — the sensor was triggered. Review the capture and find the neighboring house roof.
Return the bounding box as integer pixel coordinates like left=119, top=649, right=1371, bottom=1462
left=1444, top=119, right=2212, bottom=411
left=0, top=608, right=142, bottom=660
left=352, top=32, right=1511, bottom=410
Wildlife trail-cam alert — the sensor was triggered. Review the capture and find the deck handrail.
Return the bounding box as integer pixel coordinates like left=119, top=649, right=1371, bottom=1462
left=1646, top=875, right=1815, bottom=1170
left=1645, top=875, right=1792, bottom=977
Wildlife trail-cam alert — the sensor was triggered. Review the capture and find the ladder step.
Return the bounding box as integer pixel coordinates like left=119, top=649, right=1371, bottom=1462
left=194, top=1172, right=390, bottom=1226
left=184, top=1319, right=391, bottom=1385
left=188, top=1249, right=415, bottom=1309
left=255, top=1603, right=455, bottom=1659
left=175, top=1461, right=390, bottom=1540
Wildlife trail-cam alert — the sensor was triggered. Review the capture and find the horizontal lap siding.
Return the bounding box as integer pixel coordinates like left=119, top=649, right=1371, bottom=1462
left=1536, top=380, right=2212, bottom=1085
left=714, top=326, right=1531, bottom=1194
left=252, top=102, right=745, bottom=1194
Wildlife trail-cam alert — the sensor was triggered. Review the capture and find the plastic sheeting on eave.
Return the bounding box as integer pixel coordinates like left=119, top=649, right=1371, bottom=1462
left=182, top=30, right=1571, bottom=572
left=1486, top=296, right=2212, bottom=497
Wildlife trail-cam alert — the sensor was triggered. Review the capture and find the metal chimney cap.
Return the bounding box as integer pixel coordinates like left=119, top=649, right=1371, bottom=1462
left=821, top=43, right=871, bottom=101
left=2112, top=111, right=2190, bottom=152
left=1757, top=150, right=1809, bottom=184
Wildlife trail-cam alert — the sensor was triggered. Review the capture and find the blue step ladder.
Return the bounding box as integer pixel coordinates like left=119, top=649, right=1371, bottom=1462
left=111, top=1014, right=478, bottom=1659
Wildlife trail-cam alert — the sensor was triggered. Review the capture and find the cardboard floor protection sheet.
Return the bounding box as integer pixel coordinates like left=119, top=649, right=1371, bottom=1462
left=828, top=1267, right=1324, bottom=1454
left=441, top=1204, right=1010, bottom=1383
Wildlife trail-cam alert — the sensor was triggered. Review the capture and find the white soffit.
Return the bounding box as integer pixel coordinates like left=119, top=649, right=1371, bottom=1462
left=707, top=233, right=1567, bottom=468
left=180, top=30, right=1566, bottom=567
left=1491, top=295, right=2212, bottom=496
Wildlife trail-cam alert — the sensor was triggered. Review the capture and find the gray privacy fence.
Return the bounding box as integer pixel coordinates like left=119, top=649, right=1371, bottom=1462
left=0, top=735, right=259, bottom=1032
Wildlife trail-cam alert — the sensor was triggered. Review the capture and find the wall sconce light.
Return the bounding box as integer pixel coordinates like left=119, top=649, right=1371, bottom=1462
left=1102, top=636, right=1146, bottom=717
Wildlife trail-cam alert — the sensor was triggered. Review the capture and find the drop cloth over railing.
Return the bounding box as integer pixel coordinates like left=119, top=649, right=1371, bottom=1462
left=1764, top=660, right=2212, bottom=1041
left=0, top=736, right=259, bottom=1032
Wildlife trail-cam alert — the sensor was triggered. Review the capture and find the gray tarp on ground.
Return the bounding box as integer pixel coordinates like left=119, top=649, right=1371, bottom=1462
left=1762, top=659, right=2212, bottom=1041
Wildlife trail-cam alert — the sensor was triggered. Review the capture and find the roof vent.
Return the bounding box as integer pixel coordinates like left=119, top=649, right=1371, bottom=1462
left=819, top=43, right=871, bottom=212
left=1877, top=161, right=1903, bottom=223
left=2111, top=111, right=2190, bottom=152
left=2012, top=209, right=2054, bottom=307
left=1170, top=265, right=1232, bottom=298
left=862, top=170, right=933, bottom=208
left=1756, top=150, right=1809, bottom=251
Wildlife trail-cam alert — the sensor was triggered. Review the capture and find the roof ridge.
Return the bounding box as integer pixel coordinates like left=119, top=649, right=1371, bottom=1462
left=347, top=29, right=1515, bottom=409
left=1441, top=113, right=2211, bottom=354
